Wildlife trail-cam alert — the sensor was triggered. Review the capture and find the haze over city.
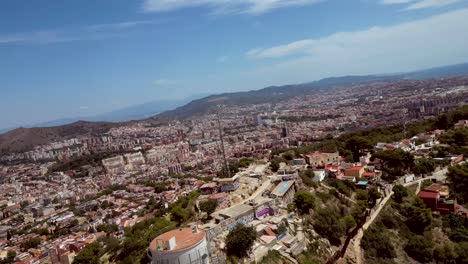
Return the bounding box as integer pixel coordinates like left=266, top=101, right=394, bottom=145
left=2, top=0, right=468, bottom=129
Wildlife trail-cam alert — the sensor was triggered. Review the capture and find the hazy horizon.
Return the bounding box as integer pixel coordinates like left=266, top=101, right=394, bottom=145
left=2, top=0, right=468, bottom=129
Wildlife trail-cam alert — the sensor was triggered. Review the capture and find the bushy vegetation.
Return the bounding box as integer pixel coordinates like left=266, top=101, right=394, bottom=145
left=199, top=199, right=218, bottom=217
left=404, top=235, right=434, bottom=263
left=361, top=221, right=397, bottom=261
left=371, top=149, right=414, bottom=180
left=447, top=163, right=468, bottom=204
left=270, top=156, right=286, bottom=172
left=168, top=190, right=200, bottom=225
left=392, top=184, right=408, bottom=203
left=298, top=170, right=319, bottom=188
left=217, top=157, right=255, bottom=178
left=293, top=191, right=316, bottom=215
left=20, top=237, right=41, bottom=251
left=225, top=224, right=257, bottom=259
left=312, top=204, right=354, bottom=246
left=325, top=178, right=354, bottom=197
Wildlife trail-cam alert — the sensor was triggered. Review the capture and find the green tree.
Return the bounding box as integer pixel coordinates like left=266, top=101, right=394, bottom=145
left=96, top=223, right=118, bottom=234
left=313, top=206, right=347, bottom=246
left=368, top=186, right=382, bottom=200
left=225, top=224, right=257, bottom=259
left=433, top=243, right=457, bottom=264
left=447, top=163, right=468, bottom=203
left=405, top=197, right=432, bottom=234
left=372, top=149, right=414, bottom=180
left=392, top=185, right=408, bottom=203
left=20, top=237, right=41, bottom=251
left=6, top=250, right=16, bottom=263
left=361, top=222, right=397, bottom=260
left=238, top=158, right=254, bottom=168
left=199, top=200, right=218, bottom=217
left=356, top=190, right=369, bottom=201
left=73, top=242, right=101, bottom=264
left=282, top=151, right=295, bottom=161
left=270, top=157, right=285, bottom=172
left=404, top=235, right=433, bottom=263
left=345, top=136, right=373, bottom=162
left=170, top=206, right=188, bottom=225
left=293, top=191, right=316, bottom=215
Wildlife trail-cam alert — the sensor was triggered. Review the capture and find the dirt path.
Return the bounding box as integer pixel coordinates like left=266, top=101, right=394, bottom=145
left=349, top=172, right=448, bottom=264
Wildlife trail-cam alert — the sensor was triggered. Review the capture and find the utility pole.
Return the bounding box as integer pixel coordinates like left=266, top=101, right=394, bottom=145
left=217, top=111, right=231, bottom=178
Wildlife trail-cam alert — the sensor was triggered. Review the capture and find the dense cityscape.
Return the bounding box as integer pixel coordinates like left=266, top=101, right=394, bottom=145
left=2, top=1, right=468, bottom=263
left=1, top=75, right=468, bottom=264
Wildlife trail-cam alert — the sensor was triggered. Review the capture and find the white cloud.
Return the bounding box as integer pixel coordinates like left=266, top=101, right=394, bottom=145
left=153, top=79, right=176, bottom=86
left=244, top=8, right=468, bottom=85
left=381, top=0, right=462, bottom=10
left=406, top=0, right=462, bottom=10
left=142, top=0, right=324, bottom=15
left=0, top=20, right=158, bottom=45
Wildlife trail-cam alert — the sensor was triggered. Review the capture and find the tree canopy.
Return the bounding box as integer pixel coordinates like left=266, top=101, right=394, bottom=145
left=447, top=163, right=468, bottom=203
left=225, top=224, right=257, bottom=259
left=293, top=191, right=316, bottom=215
left=372, top=149, right=414, bottom=180
left=392, top=184, right=408, bottom=203
left=345, top=136, right=373, bottom=162
left=199, top=199, right=218, bottom=217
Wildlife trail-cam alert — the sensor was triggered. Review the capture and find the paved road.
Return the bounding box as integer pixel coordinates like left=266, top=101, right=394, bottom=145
left=349, top=170, right=448, bottom=264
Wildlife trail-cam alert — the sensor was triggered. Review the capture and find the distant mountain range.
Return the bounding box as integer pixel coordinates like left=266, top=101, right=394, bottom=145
left=0, top=94, right=208, bottom=134
left=157, top=63, right=468, bottom=119
left=1, top=62, right=468, bottom=153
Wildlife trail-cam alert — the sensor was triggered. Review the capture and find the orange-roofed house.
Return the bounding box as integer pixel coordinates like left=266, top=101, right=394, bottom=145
left=344, top=166, right=365, bottom=178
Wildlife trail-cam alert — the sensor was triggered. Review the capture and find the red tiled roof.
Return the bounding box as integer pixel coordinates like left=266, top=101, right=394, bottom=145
left=417, top=190, right=439, bottom=199
left=347, top=166, right=363, bottom=171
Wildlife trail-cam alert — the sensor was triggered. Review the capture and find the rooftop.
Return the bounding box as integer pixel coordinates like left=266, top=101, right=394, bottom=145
left=418, top=190, right=439, bottom=199
left=214, top=203, right=253, bottom=219
left=149, top=227, right=205, bottom=253
left=347, top=166, right=363, bottom=171
left=424, top=183, right=450, bottom=197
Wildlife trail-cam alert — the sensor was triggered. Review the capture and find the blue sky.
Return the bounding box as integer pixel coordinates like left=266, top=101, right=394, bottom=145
left=1, top=0, right=468, bottom=129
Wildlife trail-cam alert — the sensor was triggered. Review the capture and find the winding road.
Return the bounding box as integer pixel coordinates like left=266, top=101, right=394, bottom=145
left=348, top=167, right=448, bottom=264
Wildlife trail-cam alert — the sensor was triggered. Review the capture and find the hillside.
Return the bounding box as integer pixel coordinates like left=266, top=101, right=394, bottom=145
left=2, top=62, right=468, bottom=154
left=158, top=75, right=401, bottom=119
left=0, top=121, right=121, bottom=153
